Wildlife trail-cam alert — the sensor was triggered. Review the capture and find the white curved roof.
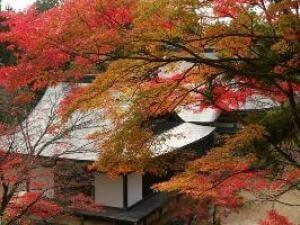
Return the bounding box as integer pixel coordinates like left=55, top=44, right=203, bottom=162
left=176, top=107, right=221, bottom=123
left=1, top=83, right=216, bottom=161
left=150, top=123, right=215, bottom=156
left=1, top=83, right=105, bottom=161
left=176, top=95, right=278, bottom=123
left=4, top=80, right=276, bottom=161
left=158, top=61, right=194, bottom=79
left=157, top=53, right=217, bottom=80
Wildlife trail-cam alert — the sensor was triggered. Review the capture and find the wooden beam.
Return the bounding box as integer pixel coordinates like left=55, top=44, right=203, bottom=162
left=123, top=174, right=128, bottom=208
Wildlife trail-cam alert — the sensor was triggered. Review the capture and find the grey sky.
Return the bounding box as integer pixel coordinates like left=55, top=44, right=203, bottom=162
left=2, top=0, right=36, bottom=11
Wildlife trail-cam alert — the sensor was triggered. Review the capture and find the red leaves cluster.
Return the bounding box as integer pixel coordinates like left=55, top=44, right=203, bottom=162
left=0, top=0, right=134, bottom=91
left=69, top=193, right=102, bottom=212
left=0, top=148, right=104, bottom=222
left=196, top=84, right=254, bottom=111
left=0, top=150, right=61, bottom=223
left=152, top=67, right=300, bottom=112
left=0, top=150, right=24, bottom=185
left=7, top=192, right=61, bottom=220
left=213, top=0, right=259, bottom=17
left=259, top=210, right=294, bottom=225
left=156, top=124, right=299, bottom=221
left=102, top=6, right=133, bottom=28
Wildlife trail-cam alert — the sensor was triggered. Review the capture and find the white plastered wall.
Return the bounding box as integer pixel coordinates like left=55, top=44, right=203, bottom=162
left=94, top=173, right=124, bottom=208
left=127, top=173, right=143, bottom=207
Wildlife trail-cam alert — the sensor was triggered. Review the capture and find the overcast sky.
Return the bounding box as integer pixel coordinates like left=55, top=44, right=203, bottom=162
left=2, top=0, right=36, bottom=11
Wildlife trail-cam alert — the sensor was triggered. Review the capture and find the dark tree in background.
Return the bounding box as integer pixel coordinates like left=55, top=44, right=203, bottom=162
left=0, top=0, right=17, bottom=123
left=0, top=0, right=14, bottom=66
left=0, top=0, right=61, bottom=124
left=34, top=0, right=60, bottom=12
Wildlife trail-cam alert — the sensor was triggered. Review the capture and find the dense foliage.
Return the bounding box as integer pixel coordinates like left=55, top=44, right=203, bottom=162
left=0, top=0, right=298, bottom=224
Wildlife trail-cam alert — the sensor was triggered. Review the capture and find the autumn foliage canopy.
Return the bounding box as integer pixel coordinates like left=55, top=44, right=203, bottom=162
left=0, top=0, right=299, bottom=224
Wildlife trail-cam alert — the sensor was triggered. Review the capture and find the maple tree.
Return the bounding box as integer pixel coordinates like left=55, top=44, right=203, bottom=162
left=0, top=0, right=134, bottom=91
left=0, top=87, right=102, bottom=224
left=0, top=0, right=298, bottom=224
left=0, top=1, right=134, bottom=223
left=61, top=0, right=299, bottom=223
